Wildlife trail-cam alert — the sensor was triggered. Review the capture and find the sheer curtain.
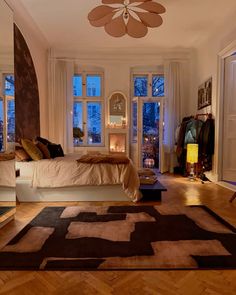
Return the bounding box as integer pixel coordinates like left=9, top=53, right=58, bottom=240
left=164, top=61, right=183, bottom=172
left=48, top=51, right=74, bottom=154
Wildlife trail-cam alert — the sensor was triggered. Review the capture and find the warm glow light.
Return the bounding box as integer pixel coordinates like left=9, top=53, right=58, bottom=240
left=187, top=144, right=198, bottom=164
left=109, top=133, right=126, bottom=153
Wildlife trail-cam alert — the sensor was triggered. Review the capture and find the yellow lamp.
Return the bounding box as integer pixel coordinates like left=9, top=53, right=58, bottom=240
left=187, top=144, right=199, bottom=180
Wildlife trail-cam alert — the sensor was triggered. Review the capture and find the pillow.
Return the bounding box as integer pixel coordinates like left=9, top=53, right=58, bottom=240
left=36, top=136, right=52, bottom=146
left=15, top=148, right=31, bottom=162
left=36, top=141, right=51, bottom=159
left=86, top=151, right=101, bottom=155
left=21, top=139, right=43, bottom=161
left=47, top=144, right=64, bottom=158
left=0, top=152, right=15, bottom=161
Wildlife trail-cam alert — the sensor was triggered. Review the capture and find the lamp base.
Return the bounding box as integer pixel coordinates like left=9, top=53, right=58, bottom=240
left=188, top=164, right=196, bottom=181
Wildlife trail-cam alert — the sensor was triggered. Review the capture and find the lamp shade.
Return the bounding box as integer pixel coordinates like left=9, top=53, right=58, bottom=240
left=187, top=144, right=199, bottom=164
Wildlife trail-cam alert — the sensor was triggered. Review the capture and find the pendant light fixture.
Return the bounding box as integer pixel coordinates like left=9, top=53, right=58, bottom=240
left=88, top=0, right=166, bottom=38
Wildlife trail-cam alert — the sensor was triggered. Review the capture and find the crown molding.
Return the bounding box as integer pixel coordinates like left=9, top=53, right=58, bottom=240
left=5, top=0, right=49, bottom=50
left=52, top=47, right=194, bottom=63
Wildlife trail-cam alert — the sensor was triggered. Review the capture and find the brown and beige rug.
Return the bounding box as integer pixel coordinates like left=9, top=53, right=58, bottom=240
left=1, top=205, right=236, bottom=270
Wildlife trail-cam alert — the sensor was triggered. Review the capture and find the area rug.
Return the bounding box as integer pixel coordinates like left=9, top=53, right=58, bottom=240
left=1, top=205, right=236, bottom=270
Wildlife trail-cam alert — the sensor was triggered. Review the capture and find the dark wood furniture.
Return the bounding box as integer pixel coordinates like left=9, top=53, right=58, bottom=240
left=140, top=180, right=167, bottom=201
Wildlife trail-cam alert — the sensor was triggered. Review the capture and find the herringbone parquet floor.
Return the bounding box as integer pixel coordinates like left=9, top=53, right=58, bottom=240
left=1, top=174, right=236, bottom=295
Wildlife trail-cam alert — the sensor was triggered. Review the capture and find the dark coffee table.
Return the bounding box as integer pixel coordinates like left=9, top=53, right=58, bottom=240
left=140, top=180, right=167, bottom=201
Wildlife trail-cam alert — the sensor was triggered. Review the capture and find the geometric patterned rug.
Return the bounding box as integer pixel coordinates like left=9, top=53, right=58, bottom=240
left=0, top=205, right=236, bottom=270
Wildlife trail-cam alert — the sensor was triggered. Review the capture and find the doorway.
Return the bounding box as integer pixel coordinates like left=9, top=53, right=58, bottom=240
left=131, top=98, right=163, bottom=170
left=222, top=54, right=236, bottom=183
left=142, top=101, right=160, bottom=169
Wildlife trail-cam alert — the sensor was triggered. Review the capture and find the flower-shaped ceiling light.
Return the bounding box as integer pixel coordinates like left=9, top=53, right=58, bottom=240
left=88, top=0, right=166, bottom=38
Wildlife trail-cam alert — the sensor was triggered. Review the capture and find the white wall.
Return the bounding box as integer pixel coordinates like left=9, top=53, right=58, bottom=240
left=194, top=14, right=236, bottom=181
left=5, top=0, right=49, bottom=138
left=53, top=49, right=192, bottom=154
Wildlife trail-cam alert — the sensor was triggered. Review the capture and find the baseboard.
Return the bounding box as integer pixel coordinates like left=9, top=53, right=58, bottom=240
left=217, top=181, right=236, bottom=192
left=205, top=172, right=219, bottom=183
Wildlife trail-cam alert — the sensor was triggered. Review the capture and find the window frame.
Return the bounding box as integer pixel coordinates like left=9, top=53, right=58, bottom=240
left=73, top=71, right=105, bottom=147
left=0, top=73, right=14, bottom=152
left=131, top=71, right=166, bottom=145
left=133, top=72, right=165, bottom=98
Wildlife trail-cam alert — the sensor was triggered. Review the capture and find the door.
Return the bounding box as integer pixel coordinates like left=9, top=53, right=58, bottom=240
left=131, top=98, right=163, bottom=169
left=141, top=101, right=162, bottom=169
left=222, top=55, right=236, bottom=182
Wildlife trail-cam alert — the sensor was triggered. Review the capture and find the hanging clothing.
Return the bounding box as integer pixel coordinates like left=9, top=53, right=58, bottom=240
left=176, top=116, right=193, bottom=156
left=198, top=118, right=215, bottom=156
left=175, top=116, right=193, bottom=175
left=184, top=119, right=203, bottom=148
left=198, top=118, right=215, bottom=171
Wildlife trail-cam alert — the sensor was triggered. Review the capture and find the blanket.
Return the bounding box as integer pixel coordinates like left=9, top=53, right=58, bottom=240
left=77, top=154, right=130, bottom=164
left=31, top=155, right=141, bottom=202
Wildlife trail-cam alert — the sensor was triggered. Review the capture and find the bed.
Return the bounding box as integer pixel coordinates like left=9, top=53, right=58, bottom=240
left=16, top=154, right=141, bottom=202
left=0, top=159, right=15, bottom=202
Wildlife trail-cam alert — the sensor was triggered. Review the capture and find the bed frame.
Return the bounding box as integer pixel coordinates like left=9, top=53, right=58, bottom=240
left=16, top=178, right=130, bottom=202
left=0, top=187, right=15, bottom=202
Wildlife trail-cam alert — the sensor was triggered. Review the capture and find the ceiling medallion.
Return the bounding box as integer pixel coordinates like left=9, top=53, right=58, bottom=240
left=88, top=0, right=166, bottom=38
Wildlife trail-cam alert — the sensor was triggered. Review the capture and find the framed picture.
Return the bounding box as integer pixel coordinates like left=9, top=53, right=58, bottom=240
left=198, top=77, right=212, bottom=110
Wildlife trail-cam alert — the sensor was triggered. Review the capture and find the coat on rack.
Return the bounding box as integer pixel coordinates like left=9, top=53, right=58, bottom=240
left=198, top=117, right=215, bottom=171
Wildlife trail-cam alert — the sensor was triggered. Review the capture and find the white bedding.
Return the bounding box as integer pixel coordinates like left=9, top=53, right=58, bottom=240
left=0, top=160, right=15, bottom=188
left=16, top=161, right=36, bottom=178
left=20, top=154, right=141, bottom=202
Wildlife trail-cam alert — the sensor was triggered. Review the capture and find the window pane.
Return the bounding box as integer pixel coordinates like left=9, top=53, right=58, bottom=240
left=132, top=101, right=137, bottom=143
left=7, top=100, right=15, bottom=143
left=73, top=75, right=82, bottom=96
left=133, top=76, right=148, bottom=97
left=152, top=75, right=164, bottom=97
left=73, top=102, right=83, bottom=146
left=5, top=75, right=14, bottom=96
left=86, top=75, right=101, bottom=97
left=87, top=102, right=102, bottom=144
left=0, top=99, right=4, bottom=152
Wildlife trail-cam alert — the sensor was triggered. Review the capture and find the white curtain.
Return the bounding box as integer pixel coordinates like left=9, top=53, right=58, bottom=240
left=48, top=51, right=74, bottom=154
left=163, top=61, right=183, bottom=172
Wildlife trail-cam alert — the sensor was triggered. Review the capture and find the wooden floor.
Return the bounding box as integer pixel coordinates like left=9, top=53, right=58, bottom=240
left=0, top=174, right=236, bottom=295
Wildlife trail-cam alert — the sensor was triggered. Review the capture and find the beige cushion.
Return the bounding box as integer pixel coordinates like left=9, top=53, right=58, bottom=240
left=0, top=152, right=15, bottom=161
left=36, top=141, right=51, bottom=159
left=15, top=148, right=31, bottom=161
left=21, top=139, right=43, bottom=161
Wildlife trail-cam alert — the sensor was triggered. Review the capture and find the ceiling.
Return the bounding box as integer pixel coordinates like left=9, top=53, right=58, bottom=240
left=20, top=0, right=236, bottom=53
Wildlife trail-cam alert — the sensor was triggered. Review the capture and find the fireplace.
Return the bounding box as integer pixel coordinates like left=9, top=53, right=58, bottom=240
left=109, top=133, right=126, bottom=154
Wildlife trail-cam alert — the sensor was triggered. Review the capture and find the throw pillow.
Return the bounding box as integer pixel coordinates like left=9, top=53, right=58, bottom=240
left=47, top=144, right=64, bottom=158
left=0, top=152, right=15, bottom=161
left=36, top=141, right=51, bottom=159
left=15, top=148, right=31, bottom=161
left=21, top=139, right=43, bottom=161
left=36, top=136, right=52, bottom=146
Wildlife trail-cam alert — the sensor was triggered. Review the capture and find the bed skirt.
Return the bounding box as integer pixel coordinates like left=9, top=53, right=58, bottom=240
left=16, top=178, right=130, bottom=202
